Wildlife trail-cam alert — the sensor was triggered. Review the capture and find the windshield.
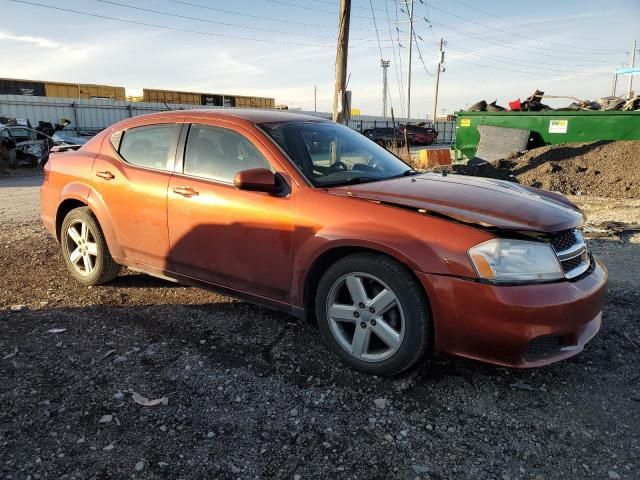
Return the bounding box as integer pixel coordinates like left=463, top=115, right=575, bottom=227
left=259, top=121, right=413, bottom=187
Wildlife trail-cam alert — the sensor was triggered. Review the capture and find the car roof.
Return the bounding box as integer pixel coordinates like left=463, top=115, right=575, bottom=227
left=136, top=108, right=330, bottom=125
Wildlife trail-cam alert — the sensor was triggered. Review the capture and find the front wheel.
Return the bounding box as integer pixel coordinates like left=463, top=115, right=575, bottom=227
left=60, top=207, right=120, bottom=286
left=315, top=253, right=432, bottom=375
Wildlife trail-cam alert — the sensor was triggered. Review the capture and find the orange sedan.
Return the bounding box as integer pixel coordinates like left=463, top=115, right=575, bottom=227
left=41, top=110, right=607, bottom=375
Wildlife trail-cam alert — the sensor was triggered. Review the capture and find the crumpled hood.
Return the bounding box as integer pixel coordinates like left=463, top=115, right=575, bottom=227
left=328, top=173, right=585, bottom=233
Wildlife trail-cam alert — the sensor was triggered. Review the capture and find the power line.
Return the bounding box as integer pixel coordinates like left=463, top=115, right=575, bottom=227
left=413, top=34, right=434, bottom=77
left=394, top=0, right=407, bottom=118
left=422, top=2, right=438, bottom=42
left=316, top=0, right=386, bottom=12
left=447, top=44, right=612, bottom=71
left=424, top=2, right=623, bottom=54
left=266, top=0, right=374, bottom=20
left=384, top=0, right=406, bottom=117
left=9, top=0, right=334, bottom=47
left=368, top=0, right=385, bottom=59
left=368, top=0, right=394, bottom=116
left=94, top=0, right=387, bottom=43
left=425, top=19, right=618, bottom=63
left=164, top=0, right=379, bottom=32
left=449, top=58, right=608, bottom=78
left=448, top=0, right=609, bottom=44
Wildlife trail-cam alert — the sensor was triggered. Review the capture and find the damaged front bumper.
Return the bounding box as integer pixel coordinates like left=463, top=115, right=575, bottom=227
left=418, top=260, right=608, bottom=368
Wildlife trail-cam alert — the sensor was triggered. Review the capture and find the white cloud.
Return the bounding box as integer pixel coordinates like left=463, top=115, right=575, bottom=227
left=0, top=31, right=62, bottom=49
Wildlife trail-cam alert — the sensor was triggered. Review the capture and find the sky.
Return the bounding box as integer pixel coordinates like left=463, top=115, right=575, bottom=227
left=0, top=0, right=638, bottom=119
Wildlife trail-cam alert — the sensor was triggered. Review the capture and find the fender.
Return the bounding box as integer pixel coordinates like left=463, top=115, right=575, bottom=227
left=291, top=222, right=445, bottom=309
left=54, top=182, right=125, bottom=260
left=60, top=181, right=91, bottom=204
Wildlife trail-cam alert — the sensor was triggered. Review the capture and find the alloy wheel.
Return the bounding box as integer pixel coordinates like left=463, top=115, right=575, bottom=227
left=326, top=272, right=405, bottom=362
left=65, top=220, right=98, bottom=276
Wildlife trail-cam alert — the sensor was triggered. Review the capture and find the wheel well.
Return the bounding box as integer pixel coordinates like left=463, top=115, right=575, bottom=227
left=55, top=199, right=87, bottom=240
left=303, top=246, right=427, bottom=324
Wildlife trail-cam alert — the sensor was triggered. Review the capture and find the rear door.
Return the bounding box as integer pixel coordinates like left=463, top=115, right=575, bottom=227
left=167, top=122, right=294, bottom=302
left=91, top=120, right=182, bottom=270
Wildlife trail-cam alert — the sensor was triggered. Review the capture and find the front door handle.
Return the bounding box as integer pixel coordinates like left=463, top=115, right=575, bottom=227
left=96, top=170, right=115, bottom=180
left=173, top=186, right=199, bottom=197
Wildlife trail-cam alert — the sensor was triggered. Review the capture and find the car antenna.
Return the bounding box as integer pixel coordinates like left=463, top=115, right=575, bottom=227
left=163, top=102, right=172, bottom=111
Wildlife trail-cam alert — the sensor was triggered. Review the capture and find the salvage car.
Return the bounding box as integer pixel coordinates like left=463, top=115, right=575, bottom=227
left=362, top=127, right=404, bottom=148
left=41, top=110, right=607, bottom=375
left=399, top=123, right=438, bottom=146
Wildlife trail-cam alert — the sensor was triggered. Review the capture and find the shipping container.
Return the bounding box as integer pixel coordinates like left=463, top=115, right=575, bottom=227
left=1, top=78, right=126, bottom=100
left=143, top=88, right=273, bottom=109
left=0, top=78, right=46, bottom=97
left=142, top=89, right=201, bottom=105
left=234, top=96, right=275, bottom=108
left=44, top=82, right=126, bottom=100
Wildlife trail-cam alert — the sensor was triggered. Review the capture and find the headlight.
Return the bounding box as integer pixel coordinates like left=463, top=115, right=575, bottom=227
left=468, top=238, right=563, bottom=283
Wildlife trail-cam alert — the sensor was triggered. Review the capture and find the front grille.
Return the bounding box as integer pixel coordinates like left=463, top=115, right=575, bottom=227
left=551, top=230, right=577, bottom=252
left=550, top=229, right=590, bottom=279
left=561, top=255, right=583, bottom=273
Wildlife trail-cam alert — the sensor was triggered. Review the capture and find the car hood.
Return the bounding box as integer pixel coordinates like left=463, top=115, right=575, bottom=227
left=327, top=173, right=585, bottom=233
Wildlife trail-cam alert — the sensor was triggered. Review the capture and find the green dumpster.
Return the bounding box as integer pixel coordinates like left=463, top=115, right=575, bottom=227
left=454, top=110, right=640, bottom=160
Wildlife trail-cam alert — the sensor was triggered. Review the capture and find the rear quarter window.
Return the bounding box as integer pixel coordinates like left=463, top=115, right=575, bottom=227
left=116, top=124, right=181, bottom=171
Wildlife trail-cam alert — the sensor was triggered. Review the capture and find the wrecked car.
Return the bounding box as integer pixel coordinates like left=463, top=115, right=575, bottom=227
left=41, top=110, right=607, bottom=375
left=0, top=119, right=82, bottom=170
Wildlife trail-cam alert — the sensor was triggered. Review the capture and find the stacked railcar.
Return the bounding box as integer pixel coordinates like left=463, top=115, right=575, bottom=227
left=0, top=78, right=275, bottom=109
left=142, top=88, right=274, bottom=109
left=0, top=78, right=126, bottom=100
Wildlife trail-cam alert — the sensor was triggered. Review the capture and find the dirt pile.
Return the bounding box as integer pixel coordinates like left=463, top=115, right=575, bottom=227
left=437, top=141, right=640, bottom=199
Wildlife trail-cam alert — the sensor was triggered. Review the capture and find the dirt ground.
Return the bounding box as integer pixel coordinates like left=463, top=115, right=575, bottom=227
left=435, top=141, right=640, bottom=199
left=1, top=173, right=639, bottom=480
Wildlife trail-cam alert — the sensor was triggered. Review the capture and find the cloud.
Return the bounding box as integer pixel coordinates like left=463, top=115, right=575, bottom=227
left=0, top=31, right=62, bottom=49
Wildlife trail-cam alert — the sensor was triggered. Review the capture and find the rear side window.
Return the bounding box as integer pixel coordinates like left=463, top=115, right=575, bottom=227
left=183, top=124, right=272, bottom=183
left=118, top=124, right=181, bottom=170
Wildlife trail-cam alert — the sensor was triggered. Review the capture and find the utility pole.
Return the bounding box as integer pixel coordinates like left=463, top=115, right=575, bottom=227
left=628, top=40, right=637, bottom=100
left=333, top=0, right=351, bottom=124
left=432, top=38, right=445, bottom=126
left=402, top=0, right=415, bottom=160
left=314, top=85, right=317, bottom=114
left=381, top=59, right=390, bottom=117
left=405, top=0, right=414, bottom=122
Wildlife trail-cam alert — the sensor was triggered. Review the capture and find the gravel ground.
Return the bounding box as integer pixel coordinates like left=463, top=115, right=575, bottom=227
left=1, top=174, right=639, bottom=480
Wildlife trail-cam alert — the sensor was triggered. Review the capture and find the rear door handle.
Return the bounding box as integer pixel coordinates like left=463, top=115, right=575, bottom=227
left=96, top=170, right=115, bottom=180
left=173, top=186, right=199, bottom=197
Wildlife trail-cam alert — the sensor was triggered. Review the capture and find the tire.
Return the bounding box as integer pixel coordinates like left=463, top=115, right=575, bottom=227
left=315, top=253, right=432, bottom=375
left=60, top=207, right=120, bottom=286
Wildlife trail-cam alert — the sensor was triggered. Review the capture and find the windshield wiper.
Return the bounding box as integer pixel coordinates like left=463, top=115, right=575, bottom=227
left=320, top=176, right=379, bottom=187
left=389, top=169, right=420, bottom=179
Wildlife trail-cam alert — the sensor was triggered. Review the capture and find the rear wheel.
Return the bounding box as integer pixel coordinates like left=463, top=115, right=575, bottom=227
left=315, top=253, right=432, bottom=375
left=60, top=207, right=120, bottom=286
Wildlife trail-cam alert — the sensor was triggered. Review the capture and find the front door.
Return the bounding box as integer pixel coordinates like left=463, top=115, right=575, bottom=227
left=167, top=123, right=294, bottom=302
left=91, top=121, right=182, bottom=269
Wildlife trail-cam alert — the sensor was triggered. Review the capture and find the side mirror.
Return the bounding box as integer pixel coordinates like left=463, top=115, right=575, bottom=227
left=233, top=168, right=278, bottom=193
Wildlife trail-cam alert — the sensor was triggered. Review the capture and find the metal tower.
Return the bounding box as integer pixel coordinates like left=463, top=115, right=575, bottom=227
left=381, top=59, right=390, bottom=118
